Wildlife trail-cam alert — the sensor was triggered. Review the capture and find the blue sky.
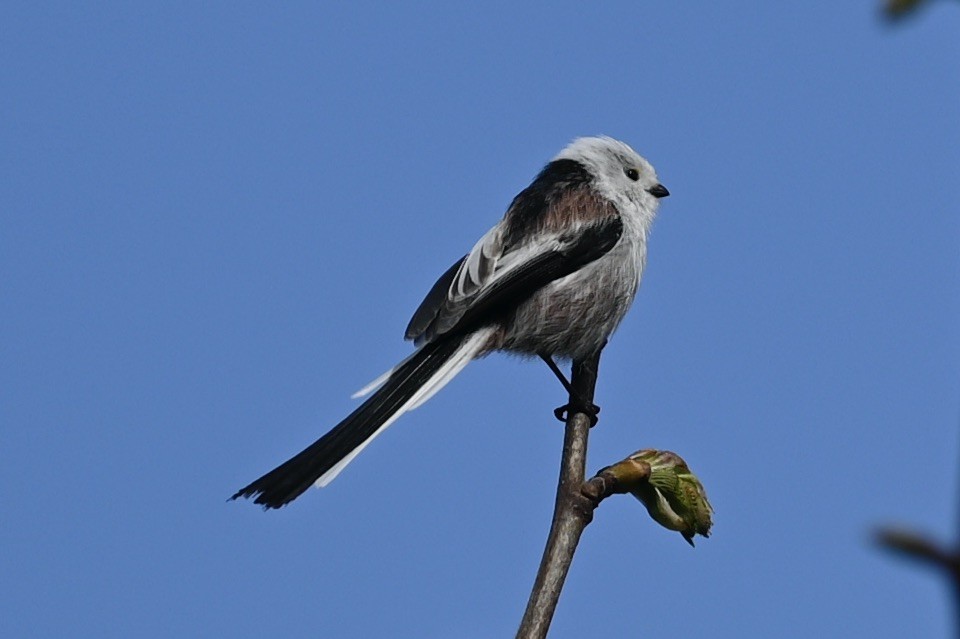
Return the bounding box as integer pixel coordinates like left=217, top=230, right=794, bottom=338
left=2, top=3, right=959, bottom=637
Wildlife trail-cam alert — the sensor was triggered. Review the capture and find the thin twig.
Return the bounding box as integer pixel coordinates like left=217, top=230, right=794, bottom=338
left=516, top=350, right=602, bottom=639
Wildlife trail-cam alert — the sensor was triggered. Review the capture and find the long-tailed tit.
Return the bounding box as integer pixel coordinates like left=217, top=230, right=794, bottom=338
left=232, top=136, right=669, bottom=509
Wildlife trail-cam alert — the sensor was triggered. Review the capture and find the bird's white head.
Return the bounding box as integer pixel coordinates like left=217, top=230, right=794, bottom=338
left=555, top=136, right=668, bottom=229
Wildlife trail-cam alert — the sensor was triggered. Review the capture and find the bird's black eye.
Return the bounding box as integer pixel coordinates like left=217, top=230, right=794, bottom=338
left=625, top=167, right=640, bottom=181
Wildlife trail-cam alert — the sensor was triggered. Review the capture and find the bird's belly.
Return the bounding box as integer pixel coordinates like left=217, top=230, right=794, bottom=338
left=498, top=246, right=643, bottom=360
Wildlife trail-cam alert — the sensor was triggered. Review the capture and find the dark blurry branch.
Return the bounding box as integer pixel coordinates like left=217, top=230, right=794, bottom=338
left=882, top=0, right=960, bottom=20
left=884, top=0, right=928, bottom=19
left=876, top=526, right=960, bottom=630
left=876, top=528, right=960, bottom=579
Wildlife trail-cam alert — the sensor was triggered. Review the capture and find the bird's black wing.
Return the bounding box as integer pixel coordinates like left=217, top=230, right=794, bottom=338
left=405, top=216, right=623, bottom=345
left=404, top=255, right=466, bottom=343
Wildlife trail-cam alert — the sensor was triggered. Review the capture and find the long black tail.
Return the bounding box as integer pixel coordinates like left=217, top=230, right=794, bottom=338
left=231, top=334, right=469, bottom=509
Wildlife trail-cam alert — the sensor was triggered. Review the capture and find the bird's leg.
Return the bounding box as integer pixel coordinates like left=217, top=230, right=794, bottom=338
left=538, top=354, right=600, bottom=427
left=539, top=353, right=575, bottom=394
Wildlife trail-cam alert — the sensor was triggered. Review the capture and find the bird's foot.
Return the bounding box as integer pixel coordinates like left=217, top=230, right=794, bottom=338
left=553, top=400, right=600, bottom=427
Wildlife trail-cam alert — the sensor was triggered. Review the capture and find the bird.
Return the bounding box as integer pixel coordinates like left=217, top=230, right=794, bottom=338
left=232, top=136, right=669, bottom=509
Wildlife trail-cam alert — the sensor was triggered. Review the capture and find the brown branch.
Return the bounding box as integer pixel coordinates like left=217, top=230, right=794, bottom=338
left=516, top=350, right=603, bottom=639
left=581, top=462, right=649, bottom=504
left=515, top=356, right=713, bottom=638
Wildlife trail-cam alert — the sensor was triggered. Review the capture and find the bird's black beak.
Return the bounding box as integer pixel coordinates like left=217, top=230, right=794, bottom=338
left=647, top=184, right=670, bottom=199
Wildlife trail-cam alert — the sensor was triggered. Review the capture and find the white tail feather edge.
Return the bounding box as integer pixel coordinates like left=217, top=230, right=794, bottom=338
left=314, top=326, right=494, bottom=488
left=350, top=356, right=407, bottom=399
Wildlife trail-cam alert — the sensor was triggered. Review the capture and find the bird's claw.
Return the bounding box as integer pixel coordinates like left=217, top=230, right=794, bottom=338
left=553, top=402, right=600, bottom=427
